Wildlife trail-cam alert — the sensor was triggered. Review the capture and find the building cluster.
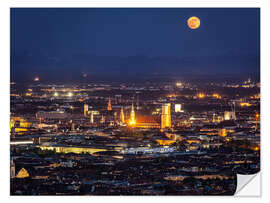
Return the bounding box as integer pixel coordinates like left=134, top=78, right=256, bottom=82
left=10, top=78, right=260, bottom=195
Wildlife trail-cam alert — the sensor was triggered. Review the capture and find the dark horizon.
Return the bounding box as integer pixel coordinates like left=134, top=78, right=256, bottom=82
left=10, top=8, right=260, bottom=83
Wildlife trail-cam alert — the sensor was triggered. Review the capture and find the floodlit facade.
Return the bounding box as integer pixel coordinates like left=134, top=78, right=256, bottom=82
left=84, top=104, right=88, bottom=117
left=36, top=111, right=69, bottom=120
left=175, top=104, right=182, bottom=112
left=16, top=168, right=30, bottom=178
left=120, top=107, right=125, bottom=124
left=161, top=103, right=171, bottom=129
left=107, top=97, right=112, bottom=111
left=90, top=112, right=94, bottom=124
left=129, top=104, right=136, bottom=126
left=224, top=111, right=236, bottom=120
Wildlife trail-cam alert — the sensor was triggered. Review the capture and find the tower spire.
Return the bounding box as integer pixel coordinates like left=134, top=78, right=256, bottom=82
left=107, top=97, right=112, bottom=111
left=129, top=103, right=136, bottom=126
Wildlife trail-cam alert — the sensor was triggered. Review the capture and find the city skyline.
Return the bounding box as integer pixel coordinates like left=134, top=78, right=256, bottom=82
left=10, top=8, right=260, bottom=196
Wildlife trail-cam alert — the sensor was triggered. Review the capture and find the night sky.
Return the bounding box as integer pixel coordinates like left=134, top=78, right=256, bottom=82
left=10, top=8, right=260, bottom=82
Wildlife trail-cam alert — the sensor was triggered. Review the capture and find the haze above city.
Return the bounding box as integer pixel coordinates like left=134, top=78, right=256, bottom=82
left=11, top=8, right=260, bottom=82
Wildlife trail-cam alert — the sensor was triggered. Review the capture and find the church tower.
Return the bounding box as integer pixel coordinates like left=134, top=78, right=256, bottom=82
left=107, top=97, right=112, bottom=111
left=120, top=106, right=125, bottom=124
left=161, top=103, right=171, bottom=129
left=129, top=103, right=136, bottom=126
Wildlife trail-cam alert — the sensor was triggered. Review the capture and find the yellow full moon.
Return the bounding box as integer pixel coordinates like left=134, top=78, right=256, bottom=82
left=187, top=16, right=200, bottom=29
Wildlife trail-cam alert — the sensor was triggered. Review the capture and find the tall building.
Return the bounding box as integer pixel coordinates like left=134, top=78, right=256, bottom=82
left=175, top=104, right=183, bottom=112
left=100, top=115, right=105, bottom=124
left=107, top=97, right=112, bottom=111
left=136, top=94, right=139, bottom=110
left=212, top=113, right=216, bottom=123
left=161, top=103, right=171, bottom=129
left=90, top=112, right=94, bottom=124
left=120, top=106, right=125, bottom=124
left=224, top=111, right=236, bottom=120
left=71, top=123, right=75, bottom=131
left=11, top=159, right=15, bottom=178
left=84, top=104, right=88, bottom=117
left=129, top=103, right=136, bottom=126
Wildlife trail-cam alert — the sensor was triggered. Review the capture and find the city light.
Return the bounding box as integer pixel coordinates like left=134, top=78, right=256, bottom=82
left=197, top=93, right=205, bottom=99
left=240, top=102, right=252, bottom=107
left=10, top=7, right=260, bottom=196
left=175, top=104, right=183, bottom=113
left=129, top=120, right=136, bottom=126
left=176, top=82, right=183, bottom=88
left=219, top=129, right=227, bottom=137
left=67, top=92, right=73, bottom=97
left=212, top=93, right=221, bottom=99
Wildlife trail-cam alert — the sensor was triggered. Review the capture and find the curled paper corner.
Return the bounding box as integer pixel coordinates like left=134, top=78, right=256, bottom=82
left=235, top=172, right=261, bottom=196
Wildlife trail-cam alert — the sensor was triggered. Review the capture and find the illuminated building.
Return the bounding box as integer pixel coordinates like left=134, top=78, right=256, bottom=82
left=10, top=117, right=31, bottom=128
left=240, top=102, right=252, bottom=107
left=161, top=103, right=171, bottom=129
left=175, top=104, right=183, bottom=113
left=67, top=92, right=73, bottom=97
left=107, top=97, right=112, bottom=111
left=212, top=113, right=216, bottom=123
left=255, top=112, right=260, bottom=131
left=36, top=111, right=69, bottom=119
left=156, top=139, right=175, bottom=146
left=120, top=107, right=125, bottom=123
left=115, top=94, right=122, bottom=101
left=197, top=93, right=205, bottom=99
left=11, top=159, right=15, bottom=178
left=71, top=123, right=75, bottom=131
left=165, top=133, right=178, bottom=140
left=217, top=116, right=223, bottom=123
left=212, top=93, right=221, bottom=99
left=129, top=103, right=136, bottom=126
left=16, top=168, right=29, bottom=178
left=136, top=94, right=139, bottom=110
left=199, top=126, right=219, bottom=135
left=34, top=77, right=39, bottom=82
left=218, top=129, right=227, bottom=137
left=39, top=145, right=107, bottom=155
left=224, top=111, right=236, bottom=121
left=136, top=115, right=160, bottom=128
left=84, top=104, right=88, bottom=117
left=88, top=110, right=99, bottom=122
left=10, top=117, right=31, bottom=134
left=100, top=115, right=105, bottom=124
left=176, top=82, right=183, bottom=88
left=90, top=112, right=94, bottom=124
